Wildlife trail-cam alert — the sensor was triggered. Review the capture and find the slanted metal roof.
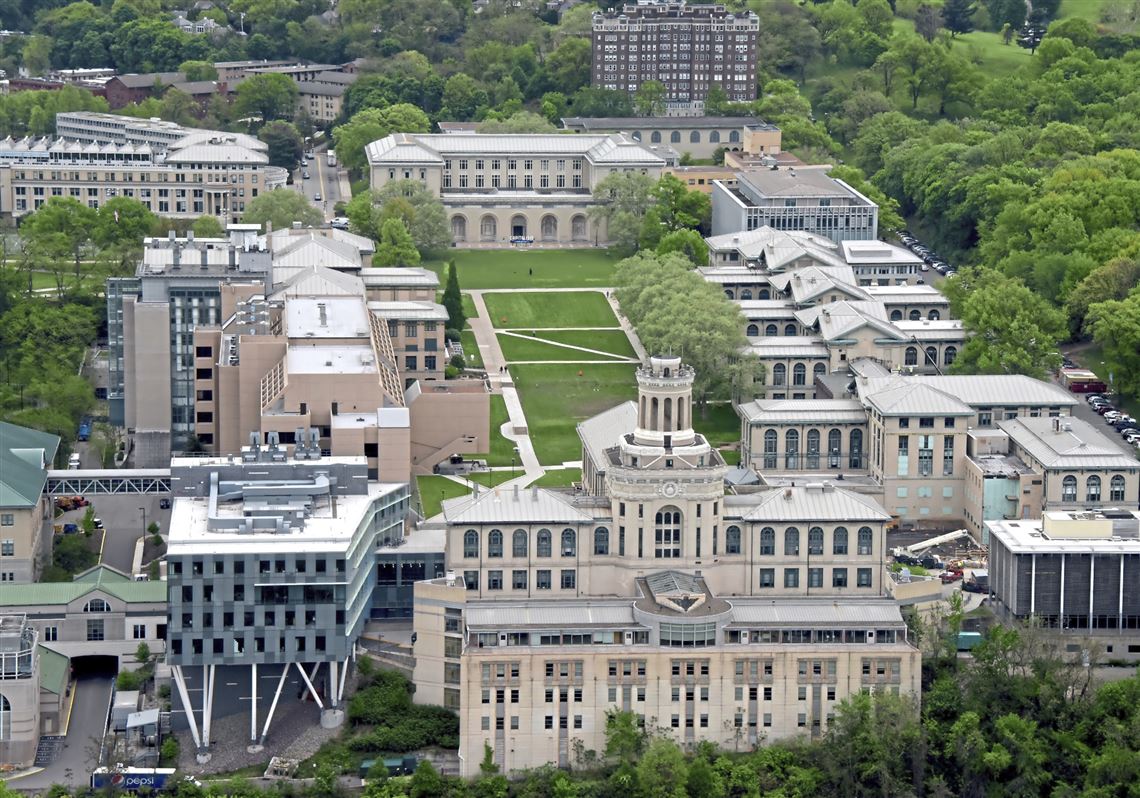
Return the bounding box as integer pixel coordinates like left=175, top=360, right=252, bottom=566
left=577, top=401, right=637, bottom=473
left=1000, top=416, right=1140, bottom=470
left=738, top=484, right=890, bottom=522
left=736, top=399, right=866, bottom=425
left=466, top=602, right=635, bottom=629
left=442, top=486, right=597, bottom=524
left=863, top=381, right=974, bottom=417
left=859, top=375, right=1078, bottom=409
left=728, top=598, right=904, bottom=626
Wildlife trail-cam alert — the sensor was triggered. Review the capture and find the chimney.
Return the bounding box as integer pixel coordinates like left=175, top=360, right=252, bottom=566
left=513, top=484, right=520, bottom=501
left=532, top=485, right=539, bottom=499
left=783, top=488, right=792, bottom=500
left=265, top=221, right=273, bottom=253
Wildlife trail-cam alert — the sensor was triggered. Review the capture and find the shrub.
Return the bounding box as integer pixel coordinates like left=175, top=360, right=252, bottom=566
left=159, top=736, right=180, bottom=766
left=117, top=669, right=145, bottom=690
left=444, top=365, right=459, bottom=379
left=444, top=327, right=461, bottom=343
left=448, top=354, right=466, bottom=370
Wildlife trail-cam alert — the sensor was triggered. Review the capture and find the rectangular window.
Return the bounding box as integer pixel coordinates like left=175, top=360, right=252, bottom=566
left=832, top=568, right=847, bottom=587
left=784, top=568, right=799, bottom=588
left=537, top=570, right=552, bottom=590
left=943, top=435, right=954, bottom=475
left=808, top=568, right=823, bottom=588
left=0, top=540, right=12, bottom=556
left=132, top=624, right=146, bottom=639
left=759, top=568, right=775, bottom=588
left=512, top=570, right=527, bottom=590
left=86, top=619, right=105, bottom=641
left=857, top=568, right=873, bottom=587
left=561, top=570, right=576, bottom=589
left=43, top=626, right=58, bottom=642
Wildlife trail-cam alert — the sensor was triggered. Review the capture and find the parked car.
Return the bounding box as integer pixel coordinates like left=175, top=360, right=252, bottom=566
left=962, top=580, right=986, bottom=594
left=314, top=193, right=322, bottom=201
left=1112, top=418, right=1137, bottom=431
left=159, top=497, right=171, bottom=509
left=302, top=171, right=310, bottom=179
left=940, top=570, right=963, bottom=584
left=1125, top=432, right=1140, bottom=445
left=1095, top=404, right=1117, bottom=415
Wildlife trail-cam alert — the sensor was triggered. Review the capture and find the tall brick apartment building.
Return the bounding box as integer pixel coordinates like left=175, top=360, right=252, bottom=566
left=591, top=1, right=759, bottom=112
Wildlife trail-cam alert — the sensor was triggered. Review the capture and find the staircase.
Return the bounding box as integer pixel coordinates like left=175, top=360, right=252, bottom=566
left=358, top=637, right=415, bottom=679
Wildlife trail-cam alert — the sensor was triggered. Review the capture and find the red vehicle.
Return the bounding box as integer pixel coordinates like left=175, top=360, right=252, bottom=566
left=1061, top=368, right=1107, bottom=393
left=940, top=571, right=963, bottom=584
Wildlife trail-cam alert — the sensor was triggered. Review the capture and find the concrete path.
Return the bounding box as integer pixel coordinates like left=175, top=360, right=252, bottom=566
left=468, top=291, right=509, bottom=394
left=606, top=291, right=649, bottom=361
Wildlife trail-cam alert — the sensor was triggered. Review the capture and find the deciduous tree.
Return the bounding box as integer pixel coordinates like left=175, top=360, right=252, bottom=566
left=242, top=189, right=323, bottom=230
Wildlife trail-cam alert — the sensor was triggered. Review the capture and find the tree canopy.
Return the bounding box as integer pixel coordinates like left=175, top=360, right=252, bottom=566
left=241, top=189, right=323, bottom=230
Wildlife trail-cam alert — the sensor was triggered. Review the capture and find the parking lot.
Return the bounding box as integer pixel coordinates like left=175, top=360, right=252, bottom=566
left=49, top=493, right=172, bottom=575
left=896, top=229, right=956, bottom=279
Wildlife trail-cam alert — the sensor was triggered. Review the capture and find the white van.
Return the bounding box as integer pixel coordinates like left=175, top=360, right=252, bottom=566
left=67, top=453, right=81, bottom=470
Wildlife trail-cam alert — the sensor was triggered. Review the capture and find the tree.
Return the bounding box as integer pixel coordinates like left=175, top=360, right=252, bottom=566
left=604, top=709, right=646, bottom=762
left=634, top=80, right=666, bottom=117
left=332, top=104, right=431, bottom=176
left=656, top=229, right=708, bottom=267
left=1087, top=291, right=1140, bottom=398
left=408, top=760, right=443, bottom=798
left=615, top=252, right=761, bottom=413
left=945, top=267, right=1065, bottom=378
left=135, top=641, right=151, bottom=665
left=21, top=197, right=97, bottom=282
left=914, top=4, right=944, bottom=42
left=441, top=262, right=465, bottom=330
left=234, top=73, right=299, bottom=122
left=260, top=120, right=304, bottom=170
left=93, top=197, right=156, bottom=249
left=440, top=73, right=489, bottom=121
left=828, top=164, right=904, bottom=232
left=635, top=739, right=688, bottom=798
left=242, top=189, right=323, bottom=231
left=1065, top=258, right=1140, bottom=336
left=374, top=218, right=420, bottom=267
left=347, top=180, right=450, bottom=255
left=191, top=215, right=226, bottom=238
left=943, top=0, right=978, bottom=36
left=179, top=60, right=218, bottom=82
left=476, top=111, right=557, bottom=133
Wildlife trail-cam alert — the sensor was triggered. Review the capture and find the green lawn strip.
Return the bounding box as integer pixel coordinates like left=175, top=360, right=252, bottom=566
left=416, top=475, right=471, bottom=518
left=538, top=330, right=637, bottom=359
left=512, top=363, right=638, bottom=465
left=468, top=394, right=517, bottom=467
left=484, top=291, right=617, bottom=329
left=423, top=249, right=620, bottom=290
left=1059, top=0, right=1108, bottom=21
left=531, top=468, right=582, bottom=488
left=466, top=469, right=521, bottom=488
left=460, top=329, right=483, bottom=368
left=719, top=450, right=741, bottom=466
left=498, top=333, right=630, bottom=363
left=694, top=403, right=742, bottom=448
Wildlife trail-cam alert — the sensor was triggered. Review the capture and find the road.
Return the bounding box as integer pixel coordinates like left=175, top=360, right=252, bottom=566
left=1064, top=389, right=1139, bottom=457
left=288, top=146, right=342, bottom=221
left=14, top=676, right=113, bottom=792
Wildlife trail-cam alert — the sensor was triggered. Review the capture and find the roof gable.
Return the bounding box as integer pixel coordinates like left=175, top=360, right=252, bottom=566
left=0, top=421, right=59, bottom=508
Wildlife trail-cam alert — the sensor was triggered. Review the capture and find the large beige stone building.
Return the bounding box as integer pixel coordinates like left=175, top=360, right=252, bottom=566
left=0, top=112, right=287, bottom=222
left=411, top=357, right=920, bottom=776
left=365, top=133, right=665, bottom=247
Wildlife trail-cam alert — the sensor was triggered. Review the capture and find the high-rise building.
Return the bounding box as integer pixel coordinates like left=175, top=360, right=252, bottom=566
left=591, top=2, right=759, bottom=111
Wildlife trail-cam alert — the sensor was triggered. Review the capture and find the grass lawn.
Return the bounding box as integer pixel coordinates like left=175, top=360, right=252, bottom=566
left=484, top=291, right=618, bottom=329
left=462, top=293, right=477, bottom=325
left=467, top=468, right=522, bottom=488
left=423, top=249, right=621, bottom=290
left=498, top=333, right=632, bottom=363
left=1059, top=0, right=1108, bottom=21
left=469, top=394, right=518, bottom=467
left=416, top=475, right=471, bottom=518
left=719, top=449, right=741, bottom=466
left=512, top=363, right=638, bottom=465
left=460, top=329, right=483, bottom=368
left=694, top=403, right=741, bottom=448
left=532, top=468, right=582, bottom=488
left=536, top=330, right=637, bottom=359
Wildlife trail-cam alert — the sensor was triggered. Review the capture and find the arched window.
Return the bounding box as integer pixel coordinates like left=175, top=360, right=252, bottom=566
left=740, top=289, right=752, bottom=300
left=904, top=347, right=918, bottom=366
left=571, top=215, right=587, bottom=241
left=1062, top=476, right=1077, bottom=502
left=747, top=324, right=759, bottom=337
left=813, top=363, right=826, bottom=380
left=0, top=694, right=9, bottom=741
left=785, top=429, right=799, bottom=469
left=726, top=525, right=741, bottom=554
left=690, top=130, right=701, bottom=143
left=709, top=131, right=721, bottom=143
left=480, top=215, right=497, bottom=241
left=759, top=527, right=775, bottom=555
left=670, top=131, right=682, bottom=143
left=808, top=527, right=824, bottom=555
left=793, top=363, right=806, bottom=385
left=85, top=598, right=110, bottom=613
left=510, top=214, right=527, bottom=238
left=1111, top=475, right=1127, bottom=502
left=765, top=324, right=778, bottom=337
left=512, top=529, right=527, bottom=558
left=828, top=428, right=842, bottom=467
left=725, top=290, right=735, bottom=299
left=833, top=527, right=848, bottom=555
left=925, top=346, right=938, bottom=366
left=890, top=310, right=903, bottom=321
left=928, top=310, right=940, bottom=320
left=651, top=131, right=662, bottom=143
left=909, top=309, right=921, bottom=321
left=772, top=363, right=786, bottom=385
left=540, top=215, right=558, bottom=242
left=784, top=527, right=800, bottom=556
left=537, top=529, right=552, bottom=557
left=488, top=530, right=503, bottom=558
left=758, top=289, right=770, bottom=300
left=944, top=346, right=957, bottom=366
left=594, top=527, right=610, bottom=555
left=632, top=131, right=641, bottom=141
left=1087, top=475, right=1102, bottom=502
left=806, top=429, right=820, bottom=468
left=784, top=323, right=797, bottom=336
left=857, top=526, right=873, bottom=555
left=763, top=429, right=778, bottom=469
left=561, top=529, right=576, bottom=557
left=451, top=215, right=466, bottom=241
left=463, top=530, right=479, bottom=558
left=655, top=507, right=682, bottom=558
left=729, top=130, right=740, bottom=143
left=849, top=429, right=864, bottom=469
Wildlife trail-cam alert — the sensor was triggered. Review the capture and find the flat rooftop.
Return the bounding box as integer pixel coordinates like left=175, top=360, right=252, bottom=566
left=988, top=512, right=1140, bottom=555
left=286, top=344, right=378, bottom=375
left=286, top=297, right=370, bottom=339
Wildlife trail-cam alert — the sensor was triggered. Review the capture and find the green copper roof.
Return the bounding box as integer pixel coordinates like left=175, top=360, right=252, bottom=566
left=0, top=421, right=60, bottom=508
left=39, top=646, right=69, bottom=695
left=0, top=565, right=167, bottom=606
